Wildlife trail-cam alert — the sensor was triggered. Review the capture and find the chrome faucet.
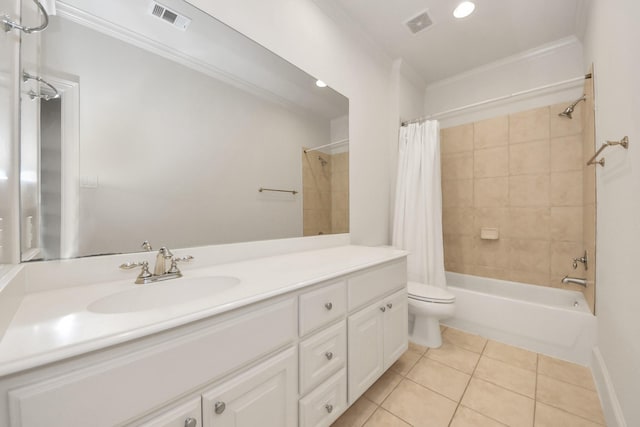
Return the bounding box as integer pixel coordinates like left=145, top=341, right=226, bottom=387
left=120, top=241, right=193, bottom=284
left=562, top=275, right=587, bottom=287
left=154, top=247, right=174, bottom=275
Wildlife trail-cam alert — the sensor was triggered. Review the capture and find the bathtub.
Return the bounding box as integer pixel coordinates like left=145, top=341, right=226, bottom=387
left=442, top=272, right=597, bottom=366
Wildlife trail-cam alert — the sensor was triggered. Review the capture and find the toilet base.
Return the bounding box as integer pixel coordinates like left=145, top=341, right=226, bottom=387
left=409, top=315, right=443, bottom=348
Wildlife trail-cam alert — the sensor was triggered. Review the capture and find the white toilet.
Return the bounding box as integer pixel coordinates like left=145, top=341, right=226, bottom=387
left=407, top=281, right=456, bottom=348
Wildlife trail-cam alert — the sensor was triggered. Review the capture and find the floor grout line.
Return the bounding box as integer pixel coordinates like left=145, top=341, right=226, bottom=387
left=533, top=352, right=539, bottom=426
left=446, top=338, right=485, bottom=426
left=536, top=371, right=600, bottom=392
left=534, top=400, right=607, bottom=426
left=340, top=328, right=605, bottom=427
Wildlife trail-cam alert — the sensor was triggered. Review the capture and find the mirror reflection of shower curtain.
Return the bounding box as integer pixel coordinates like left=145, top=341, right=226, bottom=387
left=392, top=121, right=446, bottom=288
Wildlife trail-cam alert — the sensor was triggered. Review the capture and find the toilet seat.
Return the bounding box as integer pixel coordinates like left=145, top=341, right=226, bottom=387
left=408, top=281, right=455, bottom=304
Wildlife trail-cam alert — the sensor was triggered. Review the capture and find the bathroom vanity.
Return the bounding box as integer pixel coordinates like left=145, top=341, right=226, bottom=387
left=0, top=245, right=407, bottom=427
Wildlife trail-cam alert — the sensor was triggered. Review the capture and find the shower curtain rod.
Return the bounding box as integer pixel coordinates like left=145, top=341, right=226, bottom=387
left=303, top=138, right=349, bottom=153
left=401, top=73, right=592, bottom=127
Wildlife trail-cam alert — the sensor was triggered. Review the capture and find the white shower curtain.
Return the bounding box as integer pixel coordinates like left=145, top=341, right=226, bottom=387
left=392, top=120, right=447, bottom=288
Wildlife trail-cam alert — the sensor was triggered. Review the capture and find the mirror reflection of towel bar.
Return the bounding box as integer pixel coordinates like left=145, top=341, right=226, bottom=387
left=2, top=0, right=49, bottom=34
left=258, top=187, right=298, bottom=195
left=23, top=72, right=60, bottom=101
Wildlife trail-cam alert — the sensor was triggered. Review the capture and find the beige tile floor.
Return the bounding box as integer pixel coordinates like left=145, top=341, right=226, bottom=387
left=332, top=327, right=605, bottom=427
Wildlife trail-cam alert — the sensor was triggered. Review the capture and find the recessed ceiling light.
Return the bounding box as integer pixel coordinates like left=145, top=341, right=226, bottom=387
left=316, top=80, right=327, bottom=88
left=453, top=1, right=475, bottom=19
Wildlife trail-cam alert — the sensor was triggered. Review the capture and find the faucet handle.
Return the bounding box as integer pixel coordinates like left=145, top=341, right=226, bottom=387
left=120, top=261, right=147, bottom=269
left=141, top=241, right=153, bottom=251
left=168, top=255, right=194, bottom=274
left=120, top=261, right=153, bottom=283
left=572, top=250, right=589, bottom=270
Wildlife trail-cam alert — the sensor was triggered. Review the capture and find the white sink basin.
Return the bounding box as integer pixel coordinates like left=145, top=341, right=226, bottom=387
left=87, top=276, right=240, bottom=314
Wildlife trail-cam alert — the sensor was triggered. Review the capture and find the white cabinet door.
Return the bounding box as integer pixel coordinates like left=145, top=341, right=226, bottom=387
left=138, top=398, right=202, bottom=427
left=347, top=302, right=384, bottom=404
left=383, top=289, right=408, bottom=370
left=202, top=347, right=297, bottom=427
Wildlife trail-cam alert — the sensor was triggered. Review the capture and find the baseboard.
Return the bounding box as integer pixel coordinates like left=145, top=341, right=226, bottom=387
left=591, top=347, right=627, bottom=427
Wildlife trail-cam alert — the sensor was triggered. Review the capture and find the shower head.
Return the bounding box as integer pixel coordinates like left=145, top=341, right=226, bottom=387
left=558, top=95, right=586, bottom=119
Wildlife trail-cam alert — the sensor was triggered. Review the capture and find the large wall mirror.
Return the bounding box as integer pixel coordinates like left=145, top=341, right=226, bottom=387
left=19, top=0, right=349, bottom=261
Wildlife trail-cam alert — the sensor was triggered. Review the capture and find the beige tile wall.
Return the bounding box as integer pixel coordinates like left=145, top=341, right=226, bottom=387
left=302, top=150, right=349, bottom=236
left=441, top=101, right=595, bottom=308
left=331, top=152, right=350, bottom=234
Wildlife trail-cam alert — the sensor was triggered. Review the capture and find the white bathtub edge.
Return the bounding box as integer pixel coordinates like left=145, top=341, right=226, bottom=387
left=591, top=347, right=628, bottom=427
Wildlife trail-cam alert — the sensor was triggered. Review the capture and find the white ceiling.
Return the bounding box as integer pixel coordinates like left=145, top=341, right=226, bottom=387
left=325, top=0, right=588, bottom=85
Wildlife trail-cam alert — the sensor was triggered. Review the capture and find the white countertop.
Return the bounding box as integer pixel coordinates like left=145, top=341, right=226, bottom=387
left=0, top=245, right=407, bottom=377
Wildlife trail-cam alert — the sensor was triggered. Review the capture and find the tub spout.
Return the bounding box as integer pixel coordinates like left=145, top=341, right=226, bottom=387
left=562, top=276, right=587, bottom=287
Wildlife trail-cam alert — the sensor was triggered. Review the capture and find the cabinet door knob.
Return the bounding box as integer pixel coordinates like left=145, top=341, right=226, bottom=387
left=387, top=303, right=393, bottom=309
left=325, top=404, right=334, bottom=413
left=184, top=417, right=197, bottom=427
left=325, top=351, right=334, bottom=360
left=214, top=401, right=226, bottom=415
left=380, top=306, right=386, bottom=312
left=324, top=302, right=333, bottom=310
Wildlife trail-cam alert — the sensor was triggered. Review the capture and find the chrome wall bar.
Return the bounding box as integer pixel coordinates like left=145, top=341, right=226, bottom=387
left=304, top=139, right=349, bottom=154
left=587, top=136, right=629, bottom=167
left=23, top=72, right=60, bottom=100
left=2, top=0, right=49, bottom=34
left=259, top=187, right=298, bottom=195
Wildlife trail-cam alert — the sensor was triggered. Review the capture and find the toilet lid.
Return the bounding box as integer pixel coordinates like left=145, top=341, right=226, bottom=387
left=408, top=281, right=455, bottom=303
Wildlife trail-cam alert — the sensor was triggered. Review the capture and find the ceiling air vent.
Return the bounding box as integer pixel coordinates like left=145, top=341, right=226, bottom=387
left=148, top=2, right=191, bottom=30
left=405, top=11, right=433, bottom=35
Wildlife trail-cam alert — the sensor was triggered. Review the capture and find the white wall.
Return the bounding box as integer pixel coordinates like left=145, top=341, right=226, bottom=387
left=424, top=37, right=585, bottom=128
left=186, top=0, right=394, bottom=247
left=43, top=17, right=331, bottom=256
left=583, top=0, right=640, bottom=425
left=388, top=59, right=426, bottom=230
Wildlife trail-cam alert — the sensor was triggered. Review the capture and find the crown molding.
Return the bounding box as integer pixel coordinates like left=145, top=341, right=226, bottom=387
left=426, top=36, right=583, bottom=91
left=310, top=0, right=393, bottom=70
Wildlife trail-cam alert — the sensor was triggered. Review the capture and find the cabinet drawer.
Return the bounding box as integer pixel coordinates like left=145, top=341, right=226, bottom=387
left=348, top=260, right=406, bottom=311
left=299, top=280, right=346, bottom=336
left=299, top=369, right=347, bottom=427
left=299, top=320, right=346, bottom=395
left=138, top=398, right=201, bottom=427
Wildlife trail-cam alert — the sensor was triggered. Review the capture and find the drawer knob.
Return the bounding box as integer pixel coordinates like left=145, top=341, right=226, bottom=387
left=325, top=404, right=334, bottom=413
left=184, top=418, right=197, bottom=427
left=324, top=302, right=333, bottom=310
left=387, top=303, right=393, bottom=309
left=214, top=401, right=226, bottom=415
left=325, top=351, right=334, bottom=360
left=380, top=306, right=386, bottom=312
